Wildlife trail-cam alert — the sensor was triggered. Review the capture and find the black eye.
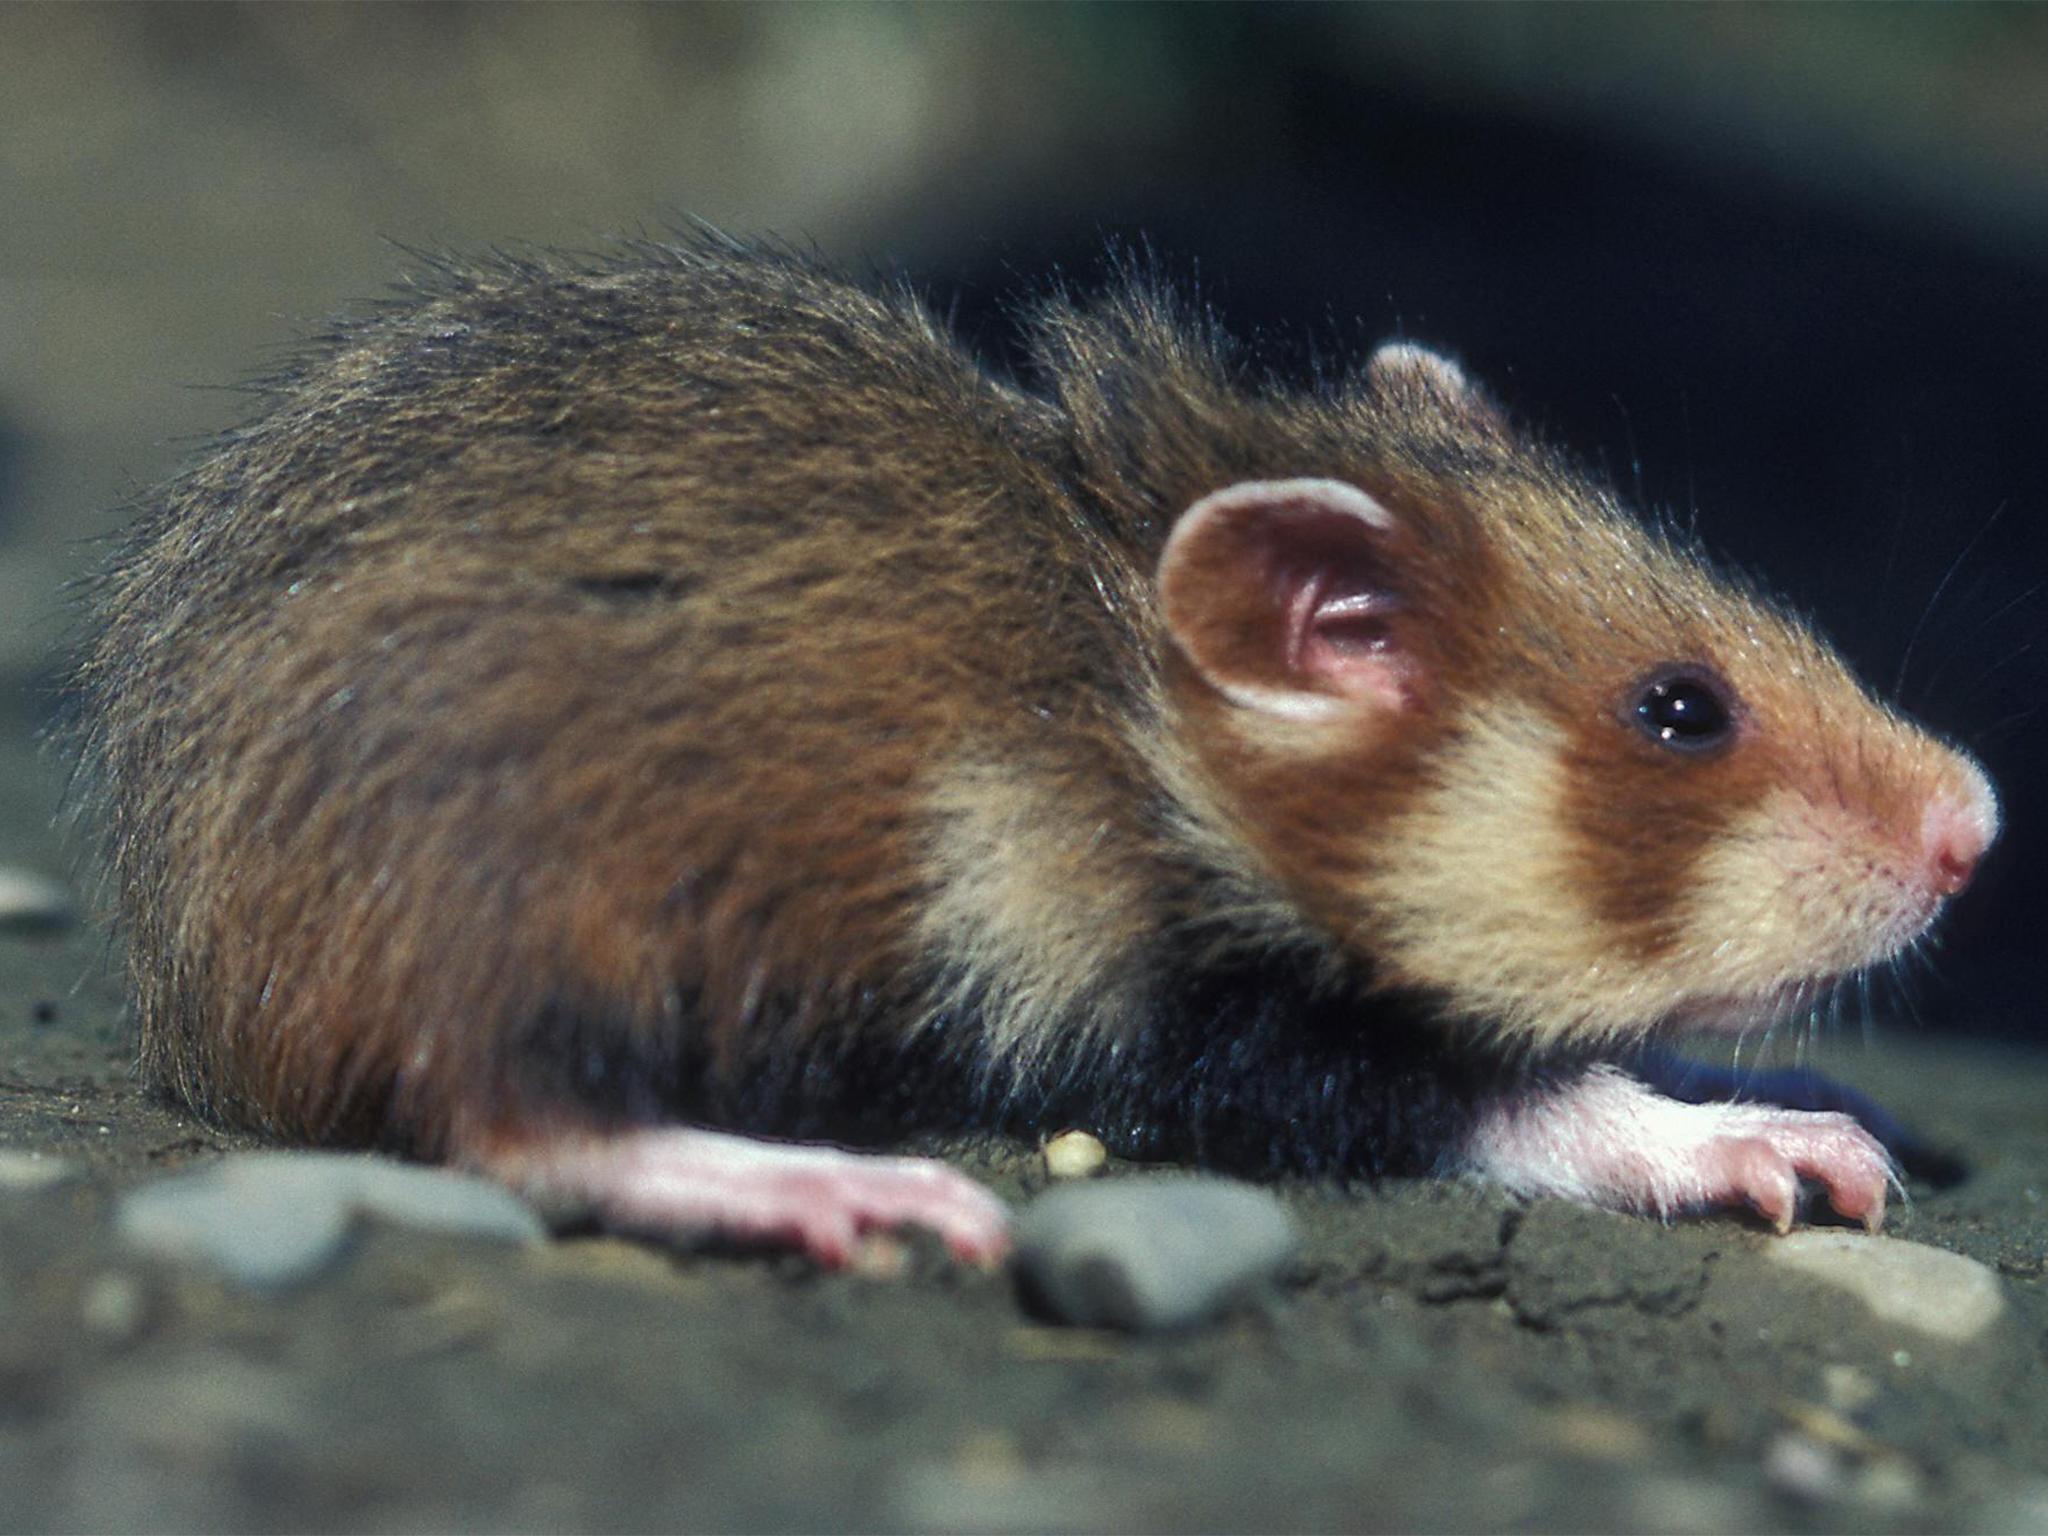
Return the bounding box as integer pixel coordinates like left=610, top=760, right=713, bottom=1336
left=1630, top=668, right=1736, bottom=755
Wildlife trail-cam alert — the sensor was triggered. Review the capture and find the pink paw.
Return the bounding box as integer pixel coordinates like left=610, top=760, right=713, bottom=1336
left=472, top=1126, right=1012, bottom=1269
left=1467, top=1066, right=1899, bottom=1233
left=1681, top=1108, right=1893, bottom=1233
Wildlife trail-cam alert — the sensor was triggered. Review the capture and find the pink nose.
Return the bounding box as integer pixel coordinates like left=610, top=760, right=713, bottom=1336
left=1921, top=780, right=1998, bottom=897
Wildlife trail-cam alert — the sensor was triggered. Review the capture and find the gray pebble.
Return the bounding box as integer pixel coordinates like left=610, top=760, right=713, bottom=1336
left=0, top=1149, right=80, bottom=1190
left=0, top=867, right=73, bottom=934
left=1012, top=1175, right=1297, bottom=1331
left=1763, top=1431, right=1846, bottom=1504
left=115, top=1151, right=545, bottom=1288
left=1767, top=1231, right=2006, bottom=1343
left=78, top=1272, right=151, bottom=1343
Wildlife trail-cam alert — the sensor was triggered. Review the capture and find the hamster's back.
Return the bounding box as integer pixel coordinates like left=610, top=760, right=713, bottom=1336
left=78, top=242, right=1154, bottom=1151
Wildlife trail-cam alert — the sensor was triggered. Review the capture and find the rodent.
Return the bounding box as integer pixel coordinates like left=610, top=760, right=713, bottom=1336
left=72, top=237, right=1999, bottom=1264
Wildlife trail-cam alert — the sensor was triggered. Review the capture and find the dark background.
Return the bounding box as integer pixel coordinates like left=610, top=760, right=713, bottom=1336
left=2, top=3, right=2040, bottom=1035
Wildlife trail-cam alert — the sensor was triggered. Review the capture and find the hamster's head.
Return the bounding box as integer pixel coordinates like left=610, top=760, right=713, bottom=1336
left=1146, top=341, right=1998, bottom=1050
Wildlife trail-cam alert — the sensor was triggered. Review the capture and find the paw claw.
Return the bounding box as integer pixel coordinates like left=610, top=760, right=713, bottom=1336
left=1727, top=1137, right=1798, bottom=1232
left=1759, top=1111, right=1893, bottom=1235
left=1719, top=1117, right=1895, bottom=1235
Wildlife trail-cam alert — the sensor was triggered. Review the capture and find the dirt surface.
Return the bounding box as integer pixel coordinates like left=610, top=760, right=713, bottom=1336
left=0, top=695, right=2044, bottom=1534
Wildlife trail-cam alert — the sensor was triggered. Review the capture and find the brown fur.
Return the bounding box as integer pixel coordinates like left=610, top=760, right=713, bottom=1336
left=71, top=237, right=1989, bottom=1164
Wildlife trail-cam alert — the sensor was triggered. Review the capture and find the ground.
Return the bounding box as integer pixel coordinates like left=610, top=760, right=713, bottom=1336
left=1, top=702, right=2045, bottom=1534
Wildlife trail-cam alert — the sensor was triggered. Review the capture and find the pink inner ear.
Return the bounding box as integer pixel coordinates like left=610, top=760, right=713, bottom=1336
left=1284, top=567, right=1410, bottom=711
left=1159, top=477, right=1419, bottom=720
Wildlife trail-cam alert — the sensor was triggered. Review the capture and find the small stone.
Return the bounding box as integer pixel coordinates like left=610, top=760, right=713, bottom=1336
left=1764, top=1432, right=1846, bottom=1503
left=1780, top=1401, right=1874, bottom=1454
left=0, top=1149, right=79, bottom=1191
left=119, top=1169, right=354, bottom=1287
left=116, top=1152, right=545, bottom=1288
left=1820, top=1363, right=1878, bottom=1415
left=0, top=868, right=73, bottom=934
left=1041, top=1129, right=1108, bottom=1181
left=1767, top=1232, right=2006, bottom=1342
left=1540, top=1405, right=1651, bottom=1461
left=1012, top=1175, right=1297, bottom=1332
left=1852, top=1457, right=1924, bottom=1514
left=78, top=1273, right=149, bottom=1343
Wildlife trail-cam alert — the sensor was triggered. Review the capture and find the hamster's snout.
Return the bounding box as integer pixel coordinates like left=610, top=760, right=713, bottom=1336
left=1920, top=763, right=1999, bottom=898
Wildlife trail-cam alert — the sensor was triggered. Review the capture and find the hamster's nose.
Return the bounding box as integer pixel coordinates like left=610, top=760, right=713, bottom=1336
left=1922, top=766, right=1999, bottom=897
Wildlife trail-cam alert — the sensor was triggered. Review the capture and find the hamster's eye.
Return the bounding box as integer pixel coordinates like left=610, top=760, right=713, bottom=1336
left=1630, top=668, right=1736, bottom=755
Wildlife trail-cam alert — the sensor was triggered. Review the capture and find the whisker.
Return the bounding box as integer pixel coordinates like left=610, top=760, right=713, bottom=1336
left=1755, top=1013, right=1781, bottom=1077
left=1955, top=641, right=2037, bottom=713
left=1894, top=500, right=2009, bottom=701
left=1921, top=583, right=2042, bottom=701
left=1610, top=393, right=1646, bottom=513
left=1973, top=702, right=2042, bottom=744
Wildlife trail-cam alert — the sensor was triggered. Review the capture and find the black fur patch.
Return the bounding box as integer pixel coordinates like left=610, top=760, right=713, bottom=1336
left=506, top=949, right=1526, bottom=1183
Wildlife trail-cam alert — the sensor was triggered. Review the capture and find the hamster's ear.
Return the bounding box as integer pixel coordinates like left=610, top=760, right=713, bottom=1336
left=1157, top=477, right=1414, bottom=720
left=1366, top=341, right=1504, bottom=429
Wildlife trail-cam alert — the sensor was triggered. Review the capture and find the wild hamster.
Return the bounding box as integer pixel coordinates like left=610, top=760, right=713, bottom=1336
left=73, top=237, right=1998, bottom=1264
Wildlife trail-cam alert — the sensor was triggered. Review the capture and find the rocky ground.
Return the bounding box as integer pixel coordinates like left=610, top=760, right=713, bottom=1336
left=1, top=693, right=2045, bottom=1534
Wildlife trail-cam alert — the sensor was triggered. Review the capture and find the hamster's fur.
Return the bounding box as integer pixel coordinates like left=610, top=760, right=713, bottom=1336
left=73, top=239, right=1997, bottom=1260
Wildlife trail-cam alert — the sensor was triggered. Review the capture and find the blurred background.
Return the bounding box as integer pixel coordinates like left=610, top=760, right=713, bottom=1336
left=1, top=3, right=2041, bottom=1036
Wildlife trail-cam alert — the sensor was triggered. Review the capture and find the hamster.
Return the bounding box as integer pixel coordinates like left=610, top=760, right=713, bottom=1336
left=72, top=237, right=1998, bottom=1266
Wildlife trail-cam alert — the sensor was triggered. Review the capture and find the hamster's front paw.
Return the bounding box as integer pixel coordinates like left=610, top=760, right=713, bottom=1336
left=1466, top=1064, right=1896, bottom=1232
